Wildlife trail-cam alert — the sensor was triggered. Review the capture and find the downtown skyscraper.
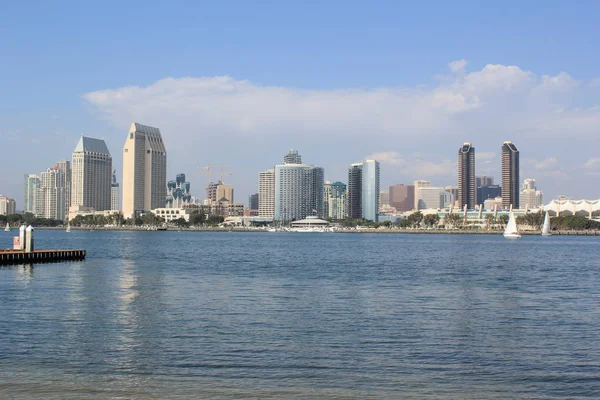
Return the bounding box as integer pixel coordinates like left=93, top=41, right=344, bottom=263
left=501, top=141, right=520, bottom=209
left=347, top=159, right=380, bottom=222
left=274, top=150, right=324, bottom=221
left=23, top=174, right=40, bottom=214
left=71, top=136, right=112, bottom=213
left=457, top=142, right=476, bottom=209
left=122, top=123, right=167, bottom=218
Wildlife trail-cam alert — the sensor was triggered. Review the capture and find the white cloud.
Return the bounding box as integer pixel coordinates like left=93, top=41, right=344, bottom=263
left=448, top=59, right=468, bottom=74
left=528, top=157, right=559, bottom=170
left=82, top=61, right=600, bottom=199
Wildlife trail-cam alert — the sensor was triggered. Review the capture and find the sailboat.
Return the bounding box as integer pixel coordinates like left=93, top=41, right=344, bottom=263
left=503, top=212, right=521, bottom=239
left=66, top=222, right=71, bottom=233
left=541, top=211, right=551, bottom=236
left=4, top=222, right=10, bottom=232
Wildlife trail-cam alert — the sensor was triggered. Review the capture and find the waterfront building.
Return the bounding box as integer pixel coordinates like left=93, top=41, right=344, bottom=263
left=111, top=171, right=120, bottom=211
left=477, top=185, right=502, bottom=206
left=283, top=149, right=302, bottom=164
left=476, top=176, right=494, bottom=187
left=544, top=198, right=600, bottom=218
left=258, top=169, right=275, bottom=218
left=23, top=174, right=40, bottom=214
left=458, top=142, right=476, bottom=209
left=166, top=173, right=191, bottom=209
left=415, top=187, right=444, bottom=210
left=484, top=196, right=503, bottom=210
left=389, top=184, right=415, bottom=212
left=57, top=159, right=72, bottom=217
left=152, top=207, right=193, bottom=222
left=71, top=137, right=112, bottom=213
left=324, top=181, right=347, bottom=220
left=347, top=160, right=380, bottom=221
left=122, top=123, right=167, bottom=218
left=39, top=165, right=67, bottom=220
left=0, top=195, right=16, bottom=215
left=413, top=180, right=431, bottom=210
left=274, top=152, right=324, bottom=221
left=205, top=181, right=220, bottom=203
left=520, top=178, right=543, bottom=209
left=249, top=193, right=259, bottom=211
left=501, top=141, right=520, bottom=209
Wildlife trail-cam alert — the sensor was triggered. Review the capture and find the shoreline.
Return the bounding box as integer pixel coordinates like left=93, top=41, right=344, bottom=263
left=28, top=227, right=600, bottom=235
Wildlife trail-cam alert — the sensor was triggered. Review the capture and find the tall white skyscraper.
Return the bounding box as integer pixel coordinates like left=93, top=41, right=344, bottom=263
left=57, top=159, right=71, bottom=217
left=111, top=170, right=120, bottom=211
left=39, top=165, right=66, bottom=220
left=0, top=195, right=16, bottom=216
left=519, top=178, right=543, bottom=209
left=274, top=150, right=324, bottom=221
left=347, top=159, right=380, bottom=221
left=324, top=181, right=347, bottom=220
left=71, top=137, right=112, bottom=213
left=122, top=123, right=167, bottom=218
left=258, top=169, right=275, bottom=218
left=24, top=174, right=40, bottom=214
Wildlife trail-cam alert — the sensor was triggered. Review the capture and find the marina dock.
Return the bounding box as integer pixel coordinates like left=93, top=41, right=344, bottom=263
left=0, top=249, right=86, bottom=265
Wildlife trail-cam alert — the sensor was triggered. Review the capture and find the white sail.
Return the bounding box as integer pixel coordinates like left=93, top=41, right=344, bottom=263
left=541, top=211, right=551, bottom=236
left=66, top=222, right=71, bottom=233
left=4, top=222, right=10, bottom=232
left=504, top=212, right=521, bottom=238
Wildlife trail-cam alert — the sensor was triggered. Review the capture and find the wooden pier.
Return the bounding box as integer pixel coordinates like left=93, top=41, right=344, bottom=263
left=0, top=249, right=86, bottom=265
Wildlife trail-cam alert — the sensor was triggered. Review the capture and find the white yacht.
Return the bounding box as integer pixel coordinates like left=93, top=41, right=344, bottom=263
left=503, top=212, right=521, bottom=239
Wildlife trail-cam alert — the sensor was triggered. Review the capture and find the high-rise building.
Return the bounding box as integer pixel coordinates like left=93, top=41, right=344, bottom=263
left=520, top=178, right=543, bottom=209
left=458, top=142, right=476, bottom=209
left=216, top=184, right=234, bottom=203
left=444, top=186, right=459, bottom=207
left=258, top=169, right=275, bottom=218
left=415, top=187, right=444, bottom=210
left=413, top=180, right=431, bottom=210
left=39, top=165, right=67, bottom=220
left=111, top=171, right=120, bottom=211
left=122, top=123, right=167, bottom=218
left=324, top=181, right=347, bottom=220
left=71, top=137, right=112, bottom=213
left=283, top=149, right=302, bottom=164
left=166, top=173, right=191, bottom=209
left=347, top=160, right=380, bottom=221
left=274, top=151, right=324, bottom=221
left=379, top=190, right=389, bottom=211
left=477, top=185, right=502, bottom=206
left=57, top=159, right=71, bottom=217
left=0, top=195, right=16, bottom=215
left=389, top=184, right=415, bottom=212
left=249, top=193, right=259, bottom=211
left=24, top=174, right=40, bottom=214
left=476, top=176, right=494, bottom=187
left=501, top=141, right=520, bottom=209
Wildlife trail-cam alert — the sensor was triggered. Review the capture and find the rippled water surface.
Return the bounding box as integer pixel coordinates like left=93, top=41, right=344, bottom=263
left=1, top=230, right=600, bottom=399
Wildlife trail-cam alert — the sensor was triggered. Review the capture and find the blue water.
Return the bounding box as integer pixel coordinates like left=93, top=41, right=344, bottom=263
left=1, top=230, right=599, bottom=399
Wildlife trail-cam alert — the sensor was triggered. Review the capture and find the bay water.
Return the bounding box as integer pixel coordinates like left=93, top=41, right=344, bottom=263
left=1, top=230, right=599, bottom=399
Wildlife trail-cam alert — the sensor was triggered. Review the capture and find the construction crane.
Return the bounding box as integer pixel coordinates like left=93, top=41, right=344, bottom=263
left=198, top=164, right=229, bottom=186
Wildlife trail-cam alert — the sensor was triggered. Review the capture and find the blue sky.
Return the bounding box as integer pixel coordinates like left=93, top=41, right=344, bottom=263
left=2, top=1, right=600, bottom=207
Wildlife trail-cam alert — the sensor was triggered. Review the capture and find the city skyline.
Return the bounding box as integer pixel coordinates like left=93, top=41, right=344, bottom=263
left=3, top=3, right=600, bottom=205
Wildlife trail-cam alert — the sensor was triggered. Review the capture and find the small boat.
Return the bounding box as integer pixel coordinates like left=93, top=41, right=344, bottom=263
left=4, top=222, right=10, bottom=232
left=66, top=222, right=71, bottom=233
left=503, top=212, right=521, bottom=239
left=541, top=211, right=551, bottom=236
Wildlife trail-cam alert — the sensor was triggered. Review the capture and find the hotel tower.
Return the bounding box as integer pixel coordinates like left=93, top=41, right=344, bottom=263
left=457, top=142, right=476, bottom=209
left=122, top=123, right=167, bottom=218
left=501, top=141, right=520, bottom=210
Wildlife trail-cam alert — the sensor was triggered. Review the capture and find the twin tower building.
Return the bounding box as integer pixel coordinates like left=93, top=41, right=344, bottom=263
left=458, top=141, right=520, bottom=210
left=63, top=123, right=166, bottom=220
